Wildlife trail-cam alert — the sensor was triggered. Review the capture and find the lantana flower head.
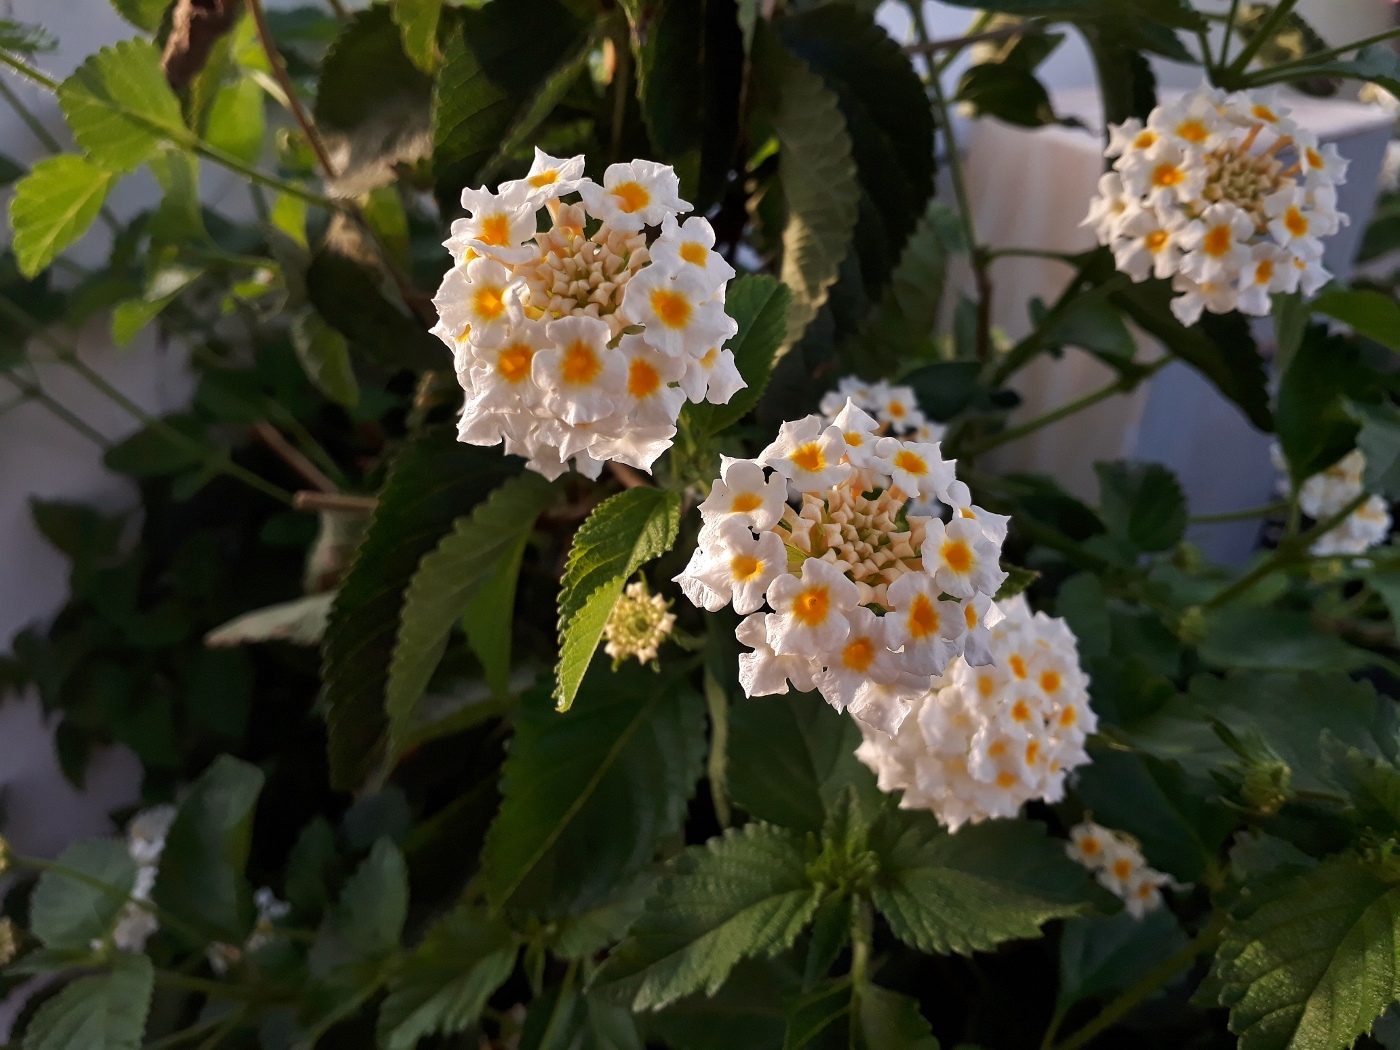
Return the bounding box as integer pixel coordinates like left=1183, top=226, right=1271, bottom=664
left=853, top=597, right=1094, bottom=830
left=435, top=150, right=741, bottom=480
left=676, top=404, right=1007, bottom=735
left=1271, top=446, right=1392, bottom=556
left=1086, top=86, right=1349, bottom=326
left=1065, top=821, right=1173, bottom=919
left=819, top=375, right=945, bottom=444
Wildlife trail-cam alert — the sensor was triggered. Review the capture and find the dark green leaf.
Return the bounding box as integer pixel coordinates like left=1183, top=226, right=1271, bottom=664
left=309, top=838, right=409, bottom=975
left=103, top=415, right=205, bottom=477
left=153, top=754, right=264, bottom=942
left=1323, top=739, right=1400, bottom=839
left=555, top=488, right=681, bottom=709
left=595, top=823, right=822, bottom=1011
left=0, top=18, right=57, bottom=53
left=29, top=839, right=138, bottom=950
left=292, top=310, right=360, bottom=408
left=957, top=62, right=1054, bottom=127
left=869, top=814, right=1088, bottom=955
left=57, top=39, right=185, bottom=173
left=22, top=952, right=153, bottom=1050
left=684, top=274, right=792, bottom=438
left=305, top=247, right=445, bottom=373
left=1057, top=910, right=1190, bottom=1012
left=322, top=429, right=514, bottom=790
left=1275, top=327, right=1378, bottom=485
left=482, top=663, right=705, bottom=918
left=391, top=0, right=445, bottom=73
left=1198, top=607, right=1375, bottom=674
left=1095, top=461, right=1187, bottom=553
left=642, top=959, right=800, bottom=1050
left=1348, top=398, right=1400, bottom=500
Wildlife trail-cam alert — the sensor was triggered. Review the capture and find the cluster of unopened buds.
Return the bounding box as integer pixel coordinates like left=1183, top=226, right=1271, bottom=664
left=854, top=597, right=1095, bottom=830
left=1272, top=446, right=1391, bottom=556
left=603, top=580, right=676, bottom=668
left=675, top=401, right=1008, bottom=734
left=1066, top=821, right=1173, bottom=919
left=109, top=804, right=176, bottom=952
left=819, top=376, right=945, bottom=444
left=434, top=150, right=742, bottom=480
left=1085, top=86, right=1349, bottom=325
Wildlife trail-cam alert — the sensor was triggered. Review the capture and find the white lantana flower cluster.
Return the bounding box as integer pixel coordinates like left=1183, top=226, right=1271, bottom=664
left=433, top=150, right=742, bottom=480
left=110, top=804, right=177, bottom=952
left=1084, top=87, right=1349, bottom=326
left=1271, top=446, right=1391, bottom=556
left=854, top=597, right=1095, bottom=831
left=819, top=376, right=945, bottom=443
left=603, top=580, right=676, bottom=667
left=207, top=887, right=292, bottom=974
left=1066, top=821, right=1172, bottom=919
left=676, top=402, right=1008, bottom=735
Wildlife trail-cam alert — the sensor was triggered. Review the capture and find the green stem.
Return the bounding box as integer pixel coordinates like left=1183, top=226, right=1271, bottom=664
left=1195, top=27, right=1215, bottom=73
left=990, top=270, right=1128, bottom=386
left=849, top=897, right=872, bottom=989
left=0, top=367, right=112, bottom=447
left=964, top=357, right=1169, bottom=458
left=1203, top=492, right=1369, bottom=609
left=1052, top=913, right=1227, bottom=1050
left=984, top=246, right=1081, bottom=264
left=1244, top=25, right=1400, bottom=82
left=143, top=1016, right=227, bottom=1050
left=1220, top=0, right=1242, bottom=66
left=704, top=666, right=733, bottom=830
left=152, top=971, right=258, bottom=1002
left=1190, top=499, right=1289, bottom=525
left=1227, top=0, right=1298, bottom=75
left=537, top=960, right=580, bottom=1050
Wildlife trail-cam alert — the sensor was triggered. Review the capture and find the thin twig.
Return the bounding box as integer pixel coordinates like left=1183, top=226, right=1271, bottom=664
left=1190, top=500, right=1289, bottom=525
left=294, top=490, right=378, bottom=514
left=0, top=367, right=112, bottom=447
left=902, top=18, right=1050, bottom=56
left=607, top=462, right=652, bottom=489
left=251, top=420, right=339, bottom=493
left=243, top=0, right=337, bottom=178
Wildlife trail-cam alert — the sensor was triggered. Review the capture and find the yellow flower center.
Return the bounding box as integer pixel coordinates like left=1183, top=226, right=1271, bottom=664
left=996, top=770, right=1018, bottom=788
left=1284, top=206, right=1309, bottom=237
left=1145, top=229, right=1170, bottom=253
left=1011, top=699, right=1031, bottom=722
left=528, top=169, right=559, bottom=188
left=730, top=492, right=763, bottom=513
left=699, top=346, right=718, bottom=366
left=679, top=241, right=708, bottom=266
left=1254, top=259, right=1274, bottom=285
left=841, top=636, right=876, bottom=672
left=730, top=553, right=763, bottom=581
left=472, top=286, right=505, bottom=319
left=1176, top=119, right=1208, bottom=143
left=1025, top=740, right=1040, bottom=765
left=965, top=604, right=979, bottom=629
left=1009, top=654, right=1027, bottom=679
left=1305, top=147, right=1324, bottom=169
left=650, top=288, right=692, bottom=328
left=893, top=450, right=928, bottom=476
left=1152, top=163, right=1184, bottom=188
left=496, top=343, right=534, bottom=383
left=977, top=675, right=996, bottom=698
left=1133, top=130, right=1158, bottom=149
left=1040, top=670, right=1062, bottom=694
left=941, top=539, right=972, bottom=574
left=906, top=594, right=938, bottom=639
left=1252, top=104, right=1278, bottom=123
left=1202, top=224, right=1234, bottom=257
left=1080, top=836, right=1100, bottom=856
left=792, top=586, right=830, bottom=626
left=612, top=181, right=651, bottom=213
left=1112, top=858, right=1133, bottom=880
left=561, top=340, right=602, bottom=385
left=1059, top=706, right=1078, bottom=727
left=887, top=400, right=907, bottom=418
left=987, top=740, right=1007, bottom=758
left=790, top=442, right=826, bottom=473
left=627, top=357, right=661, bottom=398
left=479, top=214, right=511, bottom=247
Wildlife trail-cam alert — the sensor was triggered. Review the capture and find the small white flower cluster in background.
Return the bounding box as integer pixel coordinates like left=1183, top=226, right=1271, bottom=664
left=207, top=887, right=292, bottom=975
left=675, top=402, right=1008, bottom=735
left=1066, top=821, right=1172, bottom=919
left=1084, top=86, right=1349, bottom=326
left=434, top=150, right=743, bottom=480
left=1272, top=446, right=1391, bottom=556
left=603, top=580, right=676, bottom=667
left=819, top=376, right=945, bottom=444
left=854, top=597, right=1095, bottom=831
left=109, top=804, right=177, bottom=952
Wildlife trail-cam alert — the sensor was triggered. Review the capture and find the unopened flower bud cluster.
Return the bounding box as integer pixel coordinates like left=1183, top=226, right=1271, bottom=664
left=1085, top=87, right=1349, bottom=326
left=819, top=376, right=945, bottom=443
left=1272, top=446, right=1391, bottom=556
left=603, top=580, right=676, bottom=667
left=854, top=597, right=1095, bottom=831
left=208, top=887, right=291, bottom=974
left=1066, top=821, right=1172, bottom=919
left=675, top=401, right=1008, bottom=735
left=109, top=804, right=176, bottom=952
left=434, top=150, right=743, bottom=480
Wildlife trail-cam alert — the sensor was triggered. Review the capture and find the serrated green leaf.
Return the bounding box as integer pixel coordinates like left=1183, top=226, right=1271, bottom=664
left=1348, top=398, right=1400, bottom=500
left=322, top=429, right=515, bottom=790
left=1323, top=737, right=1400, bottom=838
left=594, top=823, right=823, bottom=1011
left=203, top=76, right=265, bottom=165
left=377, top=906, right=518, bottom=1050
left=103, top=414, right=204, bottom=476
left=868, top=814, right=1088, bottom=956
left=1260, top=43, right=1400, bottom=100
left=58, top=39, right=186, bottom=173
left=9, top=156, right=113, bottom=278
left=386, top=471, right=555, bottom=750
left=1057, top=910, right=1190, bottom=1013
left=309, top=838, right=408, bottom=976
left=642, top=959, right=800, bottom=1050
left=148, top=148, right=206, bottom=246
left=1197, top=607, right=1375, bottom=673
left=555, top=488, right=681, bottom=709
left=29, top=839, right=138, bottom=951
left=111, top=0, right=169, bottom=33
left=1216, top=854, right=1400, bottom=1050
left=292, top=311, right=359, bottom=408
left=23, top=952, right=153, bottom=1050
left=1276, top=327, right=1379, bottom=486
left=1095, top=461, right=1187, bottom=553
left=752, top=24, right=858, bottom=353
left=684, top=274, right=791, bottom=438
left=783, top=979, right=939, bottom=1050
left=111, top=264, right=204, bottom=346
left=0, top=18, right=57, bottom=53
left=431, top=0, right=583, bottom=210
left=305, top=247, right=444, bottom=373
left=482, top=663, right=705, bottom=918
left=391, top=0, right=445, bottom=73
left=152, top=754, right=264, bottom=942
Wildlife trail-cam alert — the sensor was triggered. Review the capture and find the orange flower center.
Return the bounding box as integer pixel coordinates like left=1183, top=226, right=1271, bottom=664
left=1145, top=229, right=1170, bottom=253
left=790, top=443, right=826, bottom=473
left=627, top=357, right=661, bottom=398
left=1176, top=119, right=1208, bottom=143
left=730, top=492, right=763, bottom=513
left=1011, top=699, right=1031, bottom=723
left=1009, top=654, right=1027, bottom=679
left=996, top=770, right=1018, bottom=788
left=612, top=181, right=650, bottom=213
left=1284, top=206, right=1309, bottom=237
left=1133, top=130, right=1158, bottom=149
left=792, top=586, right=830, bottom=626
left=528, top=169, right=559, bottom=188
left=560, top=340, right=602, bottom=385
left=1112, top=858, right=1133, bottom=880
left=841, top=636, right=876, bottom=672
left=977, top=675, right=996, bottom=698
left=906, top=594, right=939, bottom=639
left=1203, top=224, right=1234, bottom=257
left=472, top=286, right=506, bottom=319
left=496, top=343, right=534, bottom=383
left=651, top=288, right=691, bottom=328
left=1040, top=670, right=1062, bottom=694
left=679, top=241, right=708, bottom=266
left=731, top=553, right=762, bottom=581
left=941, top=540, right=972, bottom=573
left=1152, top=163, right=1184, bottom=188
left=479, top=214, right=511, bottom=247
left=893, top=450, right=928, bottom=476
left=1254, top=259, right=1274, bottom=285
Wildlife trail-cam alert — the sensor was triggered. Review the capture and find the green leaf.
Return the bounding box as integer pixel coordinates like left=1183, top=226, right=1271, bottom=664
left=314, top=6, right=433, bottom=191
left=103, top=414, right=205, bottom=476
left=1275, top=328, right=1378, bottom=485
left=1271, top=291, right=1307, bottom=376
left=783, top=979, right=939, bottom=1050
left=637, top=0, right=743, bottom=210
left=148, top=148, right=206, bottom=246
left=643, top=959, right=800, bottom=1050
left=111, top=264, right=204, bottom=346
left=203, top=76, right=265, bottom=165
left=153, top=754, right=264, bottom=942
left=58, top=39, right=186, bottom=173
left=728, top=692, right=880, bottom=836
left=842, top=201, right=962, bottom=374
left=1198, top=607, right=1374, bottom=674
left=1044, top=296, right=1137, bottom=373
left=684, top=274, right=792, bottom=438
left=309, top=837, right=409, bottom=976
left=868, top=814, right=1088, bottom=955
left=322, top=429, right=515, bottom=790
left=1215, top=854, right=1400, bottom=1050
left=292, top=311, right=360, bottom=408
left=23, top=952, right=153, bottom=1050
left=594, top=823, right=823, bottom=1011
left=1057, top=910, right=1190, bottom=1013
left=0, top=18, right=57, bottom=53
left=29, top=839, right=138, bottom=950
left=386, top=472, right=555, bottom=750
left=481, top=663, right=705, bottom=918
left=305, top=247, right=444, bottom=373
left=1265, top=43, right=1400, bottom=99
left=9, top=156, right=113, bottom=278
left=377, top=906, right=518, bottom=1050
left=957, top=61, right=1055, bottom=128
left=752, top=23, right=859, bottom=352
left=392, top=0, right=445, bottom=72
left=1323, top=739, right=1400, bottom=839
left=463, top=533, right=525, bottom=699
left=555, top=488, right=682, bottom=710
left=1348, top=398, right=1400, bottom=500
left=0, top=152, right=25, bottom=186
left=431, top=0, right=584, bottom=209
left=111, top=0, right=169, bottom=32
left=1095, top=461, right=1187, bottom=553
